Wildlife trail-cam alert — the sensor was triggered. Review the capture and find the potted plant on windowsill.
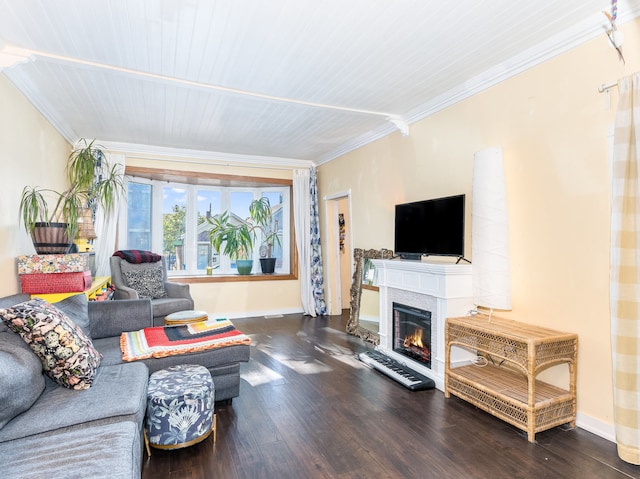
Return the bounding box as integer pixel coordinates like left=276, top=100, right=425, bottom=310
left=249, top=197, right=281, bottom=274
left=208, top=211, right=256, bottom=275
left=19, top=139, right=124, bottom=254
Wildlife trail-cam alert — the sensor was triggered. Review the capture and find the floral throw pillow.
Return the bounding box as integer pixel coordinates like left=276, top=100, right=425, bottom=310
left=0, top=298, right=102, bottom=390
left=122, top=266, right=168, bottom=299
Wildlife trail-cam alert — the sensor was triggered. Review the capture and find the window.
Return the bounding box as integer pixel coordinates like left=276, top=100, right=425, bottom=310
left=126, top=182, right=152, bottom=250
left=119, top=168, right=292, bottom=277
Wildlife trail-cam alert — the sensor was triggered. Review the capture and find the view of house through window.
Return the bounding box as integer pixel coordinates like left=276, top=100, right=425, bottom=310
left=120, top=173, right=291, bottom=277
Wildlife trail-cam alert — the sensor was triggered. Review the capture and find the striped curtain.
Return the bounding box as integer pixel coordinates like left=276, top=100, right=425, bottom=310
left=610, top=72, right=640, bottom=465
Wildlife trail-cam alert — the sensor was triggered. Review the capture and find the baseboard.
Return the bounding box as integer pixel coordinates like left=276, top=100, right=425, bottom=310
left=576, top=412, right=616, bottom=443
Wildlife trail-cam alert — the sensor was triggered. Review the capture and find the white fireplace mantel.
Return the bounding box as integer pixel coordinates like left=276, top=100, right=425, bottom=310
left=371, top=259, right=474, bottom=391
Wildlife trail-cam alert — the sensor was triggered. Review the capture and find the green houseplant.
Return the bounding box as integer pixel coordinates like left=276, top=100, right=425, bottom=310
left=208, top=210, right=256, bottom=275
left=249, top=197, right=281, bottom=274
left=19, top=139, right=124, bottom=254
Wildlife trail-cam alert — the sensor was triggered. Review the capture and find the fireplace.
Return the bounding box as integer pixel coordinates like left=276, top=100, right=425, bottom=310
left=392, top=302, right=432, bottom=369
left=372, top=259, right=473, bottom=390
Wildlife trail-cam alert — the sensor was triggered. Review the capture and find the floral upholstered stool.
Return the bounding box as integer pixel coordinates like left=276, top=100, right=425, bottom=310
left=144, top=364, right=216, bottom=455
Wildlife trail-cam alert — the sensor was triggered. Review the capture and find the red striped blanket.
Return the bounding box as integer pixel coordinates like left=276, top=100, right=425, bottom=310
left=120, top=319, right=251, bottom=361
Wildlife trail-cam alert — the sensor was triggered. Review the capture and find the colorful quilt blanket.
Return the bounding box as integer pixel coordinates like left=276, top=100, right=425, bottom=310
left=120, top=319, right=251, bottom=361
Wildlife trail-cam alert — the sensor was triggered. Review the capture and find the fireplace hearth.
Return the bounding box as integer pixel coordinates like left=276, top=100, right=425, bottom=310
left=392, top=302, right=432, bottom=369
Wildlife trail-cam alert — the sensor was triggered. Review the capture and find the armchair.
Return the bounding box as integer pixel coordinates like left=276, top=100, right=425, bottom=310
left=110, top=255, right=194, bottom=326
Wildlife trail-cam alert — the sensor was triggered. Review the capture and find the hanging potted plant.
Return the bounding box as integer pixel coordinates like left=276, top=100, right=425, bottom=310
left=249, top=197, right=281, bottom=274
left=19, top=139, right=124, bottom=254
left=208, top=210, right=256, bottom=275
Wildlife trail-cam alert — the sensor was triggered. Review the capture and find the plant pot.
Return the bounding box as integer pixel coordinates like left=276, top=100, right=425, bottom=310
left=235, top=259, right=254, bottom=275
left=260, top=257, right=277, bottom=274
left=31, top=222, right=76, bottom=254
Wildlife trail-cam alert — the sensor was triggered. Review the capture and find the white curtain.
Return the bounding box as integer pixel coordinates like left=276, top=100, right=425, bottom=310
left=610, top=72, right=640, bottom=465
left=293, top=168, right=315, bottom=316
left=94, top=153, right=125, bottom=277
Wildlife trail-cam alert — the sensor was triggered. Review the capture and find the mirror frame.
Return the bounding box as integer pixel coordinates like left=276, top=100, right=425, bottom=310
left=346, top=247, right=394, bottom=344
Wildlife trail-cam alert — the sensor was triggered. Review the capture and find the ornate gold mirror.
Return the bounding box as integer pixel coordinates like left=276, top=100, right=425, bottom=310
left=346, top=248, right=393, bottom=344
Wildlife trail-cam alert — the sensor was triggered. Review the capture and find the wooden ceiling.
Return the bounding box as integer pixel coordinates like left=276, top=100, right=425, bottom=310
left=0, top=0, right=630, bottom=164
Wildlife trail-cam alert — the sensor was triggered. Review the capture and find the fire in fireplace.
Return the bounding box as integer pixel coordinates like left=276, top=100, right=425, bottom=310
left=392, top=302, right=432, bottom=368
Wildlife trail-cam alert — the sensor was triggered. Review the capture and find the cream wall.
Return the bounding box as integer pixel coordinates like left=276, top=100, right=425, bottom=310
left=318, top=21, right=640, bottom=438
left=0, top=75, right=71, bottom=297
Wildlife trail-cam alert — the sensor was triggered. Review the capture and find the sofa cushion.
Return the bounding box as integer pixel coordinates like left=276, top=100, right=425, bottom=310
left=0, top=420, right=142, bottom=479
left=0, top=298, right=102, bottom=390
left=0, top=362, right=148, bottom=443
left=121, top=262, right=168, bottom=299
left=0, top=331, right=45, bottom=429
left=92, top=335, right=125, bottom=366
left=55, top=293, right=91, bottom=337
left=150, top=297, right=194, bottom=321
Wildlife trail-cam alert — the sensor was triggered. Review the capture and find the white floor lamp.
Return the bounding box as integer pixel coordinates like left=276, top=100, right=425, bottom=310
left=472, top=147, right=512, bottom=318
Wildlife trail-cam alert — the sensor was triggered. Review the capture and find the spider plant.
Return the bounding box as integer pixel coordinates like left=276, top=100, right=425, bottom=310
left=19, top=139, right=124, bottom=251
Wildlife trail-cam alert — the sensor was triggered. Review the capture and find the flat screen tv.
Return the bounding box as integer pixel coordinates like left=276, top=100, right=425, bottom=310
left=394, top=194, right=465, bottom=260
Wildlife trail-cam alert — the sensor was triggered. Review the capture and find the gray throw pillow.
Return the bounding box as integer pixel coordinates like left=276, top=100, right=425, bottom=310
left=121, top=266, right=168, bottom=299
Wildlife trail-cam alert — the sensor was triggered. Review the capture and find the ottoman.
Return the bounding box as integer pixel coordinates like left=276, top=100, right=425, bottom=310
left=145, top=364, right=216, bottom=455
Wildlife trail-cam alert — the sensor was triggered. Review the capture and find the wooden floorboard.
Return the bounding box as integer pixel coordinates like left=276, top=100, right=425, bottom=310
left=142, top=312, right=640, bottom=479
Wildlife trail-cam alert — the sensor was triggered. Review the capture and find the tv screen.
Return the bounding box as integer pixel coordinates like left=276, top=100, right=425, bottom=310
left=394, top=194, right=465, bottom=259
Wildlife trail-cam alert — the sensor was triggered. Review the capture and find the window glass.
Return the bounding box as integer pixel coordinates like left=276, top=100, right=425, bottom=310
left=126, top=182, right=151, bottom=250
left=228, top=191, right=254, bottom=270
left=230, top=191, right=253, bottom=221
left=197, top=190, right=221, bottom=271
left=163, top=186, right=187, bottom=271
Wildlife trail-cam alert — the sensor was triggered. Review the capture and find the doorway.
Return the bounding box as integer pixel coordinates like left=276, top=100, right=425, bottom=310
left=324, top=192, right=353, bottom=316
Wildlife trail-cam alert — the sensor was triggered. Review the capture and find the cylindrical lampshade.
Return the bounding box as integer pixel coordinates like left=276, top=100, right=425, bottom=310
left=77, top=208, right=97, bottom=240
left=472, top=147, right=512, bottom=311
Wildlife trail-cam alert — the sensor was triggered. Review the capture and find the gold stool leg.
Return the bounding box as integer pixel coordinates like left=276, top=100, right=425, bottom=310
left=144, top=429, right=152, bottom=457
left=212, top=413, right=217, bottom=443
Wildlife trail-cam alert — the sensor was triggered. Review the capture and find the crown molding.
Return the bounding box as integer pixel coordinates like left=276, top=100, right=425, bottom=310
left=3, top=70, right=78, bottom=144
left=318, top=5, right=640, bottom=165
left=315, top=122, right=399, bottom=165
left=99, top=140, right=314, bottom=170
left=403, top=8, right=638, bottom=125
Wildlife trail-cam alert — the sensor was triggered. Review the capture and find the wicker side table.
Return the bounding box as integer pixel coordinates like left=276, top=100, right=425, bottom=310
left=444, top=315, right=578, bottom=442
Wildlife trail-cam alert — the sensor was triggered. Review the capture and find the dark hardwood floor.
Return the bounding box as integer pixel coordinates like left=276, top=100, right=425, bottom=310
left=142, top=312, right=640, bottom=479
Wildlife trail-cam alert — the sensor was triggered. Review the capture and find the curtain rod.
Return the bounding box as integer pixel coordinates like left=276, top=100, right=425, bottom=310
left=598, top=81, right=619, bottom=93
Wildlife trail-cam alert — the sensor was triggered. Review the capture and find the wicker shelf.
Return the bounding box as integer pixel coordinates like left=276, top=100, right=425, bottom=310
left=444, top=315, right=578, bottom=442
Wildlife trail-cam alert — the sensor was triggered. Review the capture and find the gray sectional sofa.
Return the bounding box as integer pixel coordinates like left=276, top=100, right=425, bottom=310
left=0, top=293, right=250, bottom=479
